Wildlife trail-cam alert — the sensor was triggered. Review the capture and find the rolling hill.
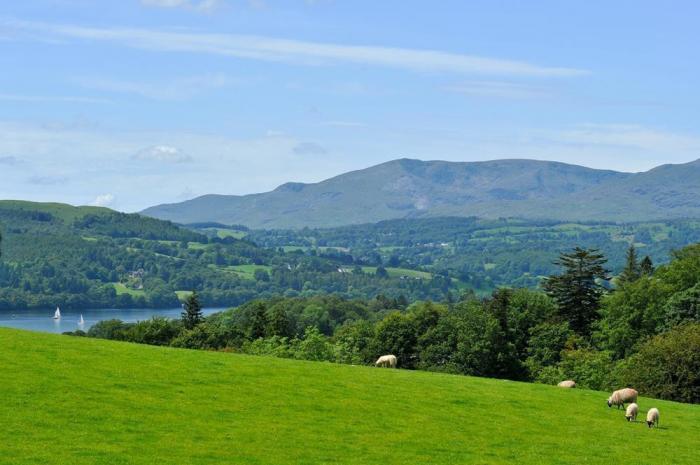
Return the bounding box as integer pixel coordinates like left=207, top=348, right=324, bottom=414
left=0, top=200, right=453, bottom=310
left=1, top=327, right=698, bottom=464
left=141, top=158, right=700, bottom=228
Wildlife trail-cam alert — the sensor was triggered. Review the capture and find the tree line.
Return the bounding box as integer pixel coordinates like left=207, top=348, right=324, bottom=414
left=71, top=242, right=700, bottom=403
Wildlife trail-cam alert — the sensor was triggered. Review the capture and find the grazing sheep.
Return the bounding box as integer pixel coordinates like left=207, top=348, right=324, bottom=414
left=646, top=408, right=659, bottom=428
left=375, top=354, right=397, bottom=368
left=625, top=403, right=639, bottom=422
left=607, top=388, right=638, bottom=409
left=557, top=380, right=576, bottom=388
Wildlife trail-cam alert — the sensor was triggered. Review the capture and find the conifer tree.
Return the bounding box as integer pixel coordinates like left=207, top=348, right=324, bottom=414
left=640, top=255, right=655, bottom=276
left=543, top=247, right=610, bottom=335
left=181, top=290, right=203, bottom=330
left=618, top=244, right=641, bottom=286
left=249, top=302, right=269, bottom=340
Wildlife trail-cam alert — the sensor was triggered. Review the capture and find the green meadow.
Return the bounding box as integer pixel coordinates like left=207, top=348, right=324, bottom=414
left=1, top=328, right=698, bottom=465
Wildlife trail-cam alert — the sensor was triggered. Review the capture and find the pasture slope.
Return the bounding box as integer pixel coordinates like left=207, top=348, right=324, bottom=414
left=1, top=328, right=698, bottom=465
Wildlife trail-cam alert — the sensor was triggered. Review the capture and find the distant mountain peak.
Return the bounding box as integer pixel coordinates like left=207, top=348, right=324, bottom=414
left=141, top=158, right=700, bottom=229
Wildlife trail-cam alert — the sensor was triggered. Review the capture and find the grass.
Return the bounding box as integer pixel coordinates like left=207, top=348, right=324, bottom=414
left=175, top=290, right=193, bottom=301
left=112, top=282, right=145, bottom=296
left=360, top=266, right=433, bottom=279
left=213, top=264, right=273, bottom=280
left=0, top=328, right=698, bottom=464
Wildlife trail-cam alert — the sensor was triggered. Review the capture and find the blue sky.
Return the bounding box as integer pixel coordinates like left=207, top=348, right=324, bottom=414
left=1, top=0, right=699, bottom=211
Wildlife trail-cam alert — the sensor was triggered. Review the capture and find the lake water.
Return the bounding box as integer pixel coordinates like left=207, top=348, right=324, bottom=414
left=0, top=307, right=226, bottom=334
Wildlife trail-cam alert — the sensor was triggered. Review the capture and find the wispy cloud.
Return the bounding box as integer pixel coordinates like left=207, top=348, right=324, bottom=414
left=74, top=74, right=232, bottom=101
left=6, top=20, right=587, bottom=77
left=90, top=193, right=116, bottom=207
left=555, top=124, right=700, bottom=152
left=0, top=155, right=21, bottom=165
left=293, top=141, right=328, bottom=156
left=133, top=145, right=193, bottom=163
left=140, top=0, right=225, bottom=13
left=0, top=93, right=111, bottom=104
left=319, top=121, right=365, bottom=128
left=28, top=175, right=68, bottom=185
left=444, top=81, right=551, bottom=99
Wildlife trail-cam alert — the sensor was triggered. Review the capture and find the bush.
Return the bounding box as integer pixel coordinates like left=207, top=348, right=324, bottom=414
left=614, top=323, right=700, bottom=403
left=536, top=348, right=615, bottom=391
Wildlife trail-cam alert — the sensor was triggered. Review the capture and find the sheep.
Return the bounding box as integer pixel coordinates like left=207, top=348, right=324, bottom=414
left=625, top=403, right=639, bottom=422
left=375, top=354, right=397, bottom=368
left=607, top=388, right=638, bottom=409
left=557, top=380, right=576, bottom=388
left=646, top=408, right=659, bottom=428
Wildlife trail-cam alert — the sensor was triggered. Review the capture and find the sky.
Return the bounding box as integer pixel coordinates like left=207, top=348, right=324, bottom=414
left=1, top=0, right=699, bottom=212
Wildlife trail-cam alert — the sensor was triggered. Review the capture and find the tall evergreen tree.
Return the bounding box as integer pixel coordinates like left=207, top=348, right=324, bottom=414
left=181, top=290, right=203, bottom=330
left=249, top=302, right=269, bottom=340
left=543, top=247, right=610, bottom=335
left=617, top=244, right=641, bottom=286
left=640, top=255, right=655, bottom=276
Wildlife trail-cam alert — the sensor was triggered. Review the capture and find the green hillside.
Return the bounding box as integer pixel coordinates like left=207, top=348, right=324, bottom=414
left=0, top=201, right=456, bottom=310
left=142, top=158, right=700, bottom=229
left=1, top=328, right=698, bottom=465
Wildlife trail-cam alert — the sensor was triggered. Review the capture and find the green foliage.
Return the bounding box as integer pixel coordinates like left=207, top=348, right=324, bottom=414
left=181, top=290, right=203, bottom=330
left=537, top=348, right=615, bottom=391
left=0, top=201, right=460, bottom=310
left=543, top=247, right=610, bottom=335
left=614, top=324, right=700, bottom=403
left=617, top=244, right=640, bottom=286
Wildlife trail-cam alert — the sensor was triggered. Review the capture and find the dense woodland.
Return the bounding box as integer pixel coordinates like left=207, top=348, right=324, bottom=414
left=239, top=217, right=700, bottom=289
left=0, top=203, right=452, bottom=309
left=75, top=243, right=700, bottom=403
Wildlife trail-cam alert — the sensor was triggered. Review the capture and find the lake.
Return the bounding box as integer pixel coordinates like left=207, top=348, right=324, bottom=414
left=0, top=307, right=227, bottom=334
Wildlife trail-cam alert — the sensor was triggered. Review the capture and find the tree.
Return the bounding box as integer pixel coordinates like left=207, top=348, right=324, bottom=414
left=640, top=256, right=654, bottom=276
left=268, top=303, right=291, bottom=337
left=543, top=247, right=610, bottom=336
left=614, top=323, right=700, bottom=403
left=248, top=301, right=269, bottom=339
left=617, top=244, right=640, bottom=286
left=181, top=290, right=203, bottom=330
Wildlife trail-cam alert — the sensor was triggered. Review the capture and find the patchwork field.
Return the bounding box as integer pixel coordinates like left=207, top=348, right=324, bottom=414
left=1, top=328, right=698, bottom=464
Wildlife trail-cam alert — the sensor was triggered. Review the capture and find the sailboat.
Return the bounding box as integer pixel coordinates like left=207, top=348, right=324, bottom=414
left=53, top=306, right=61, bottom=319
left=78, top=314, right=85, bottom=326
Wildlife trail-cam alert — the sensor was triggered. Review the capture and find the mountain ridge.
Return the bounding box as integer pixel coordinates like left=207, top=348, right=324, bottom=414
left=141, top=158, right=700, bottom=229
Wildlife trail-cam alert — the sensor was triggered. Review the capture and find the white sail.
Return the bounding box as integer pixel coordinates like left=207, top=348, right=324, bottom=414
left=53, top=307, right=61, bottom=319
left=78, top=314, right=85, bottom=325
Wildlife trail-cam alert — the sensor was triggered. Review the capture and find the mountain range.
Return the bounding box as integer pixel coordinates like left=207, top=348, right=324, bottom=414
left=141, top=158, right=700, bottom=229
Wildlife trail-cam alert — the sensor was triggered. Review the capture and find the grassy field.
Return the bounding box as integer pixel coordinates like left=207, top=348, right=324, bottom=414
left=111, top=282, right=145, bottom=297
left=1, top=328, right=697, bottom=464
left=360, top=266, right=433, bottom=279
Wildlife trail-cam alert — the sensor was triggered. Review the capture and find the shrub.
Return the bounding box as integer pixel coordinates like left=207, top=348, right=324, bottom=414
left=614, top=323, right=700, bottom=403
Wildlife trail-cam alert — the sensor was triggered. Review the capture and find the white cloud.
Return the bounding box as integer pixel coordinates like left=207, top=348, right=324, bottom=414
left=554, top=124, right=700, bottom=153
left=133, top=145, right=193, bottom=163
left=319, top=121, right=365, bottom=128
left=140, top=0, right=224, bottom=13
left=27, top=175, right=68, bottom=185
left=0, top=93, right=111, bottom=104
left=292, top=141, right=327, bottom=156
left=90, top=193, right=115, bottom=207
left=0, top=155, right=21, bottom=165
left=6, top=20, right=587, bottom=77
left=444, top=81, right=550, bottom=99
left=74, top=74, right=231, bottom=101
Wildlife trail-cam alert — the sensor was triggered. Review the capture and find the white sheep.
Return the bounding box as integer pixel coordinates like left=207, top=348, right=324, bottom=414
left=557, top=380, right=576, bottom=388
left=375, top=354, right=397, bottom=368
left=607, top=388, right=638, bottom=409
left=625, top=403, right=638, bottom=422
left=646, top=408, right=659, bottom=428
